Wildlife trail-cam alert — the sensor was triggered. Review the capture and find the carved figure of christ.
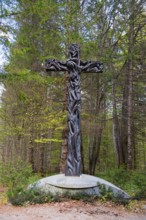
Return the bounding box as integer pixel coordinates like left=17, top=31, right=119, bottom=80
left=45, top=44, right=103, bottom=176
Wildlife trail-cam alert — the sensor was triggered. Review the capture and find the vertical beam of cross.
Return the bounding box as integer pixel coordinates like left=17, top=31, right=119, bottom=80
left=66, top=44, right=81, bottom=176
left=45, top=44, right=103, bottom=176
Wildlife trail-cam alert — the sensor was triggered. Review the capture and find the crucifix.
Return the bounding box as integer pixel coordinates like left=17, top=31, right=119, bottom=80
left=45, top=44, right=103, bottom=176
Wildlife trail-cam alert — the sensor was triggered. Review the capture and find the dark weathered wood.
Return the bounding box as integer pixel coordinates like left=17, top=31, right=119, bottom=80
left=45, top=44, right=103, bottom=176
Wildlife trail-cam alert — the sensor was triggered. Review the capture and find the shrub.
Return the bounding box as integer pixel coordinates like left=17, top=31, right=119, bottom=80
left=0, top=160, right=33, bottom=190
left=97, top=168, right=146, bottom=199
left=8, top=188, right=53, bottom=206
left=0, top=159, right=40, bottom=204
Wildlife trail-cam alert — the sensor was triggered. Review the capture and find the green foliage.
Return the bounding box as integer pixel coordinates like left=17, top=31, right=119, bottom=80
left=0, top=160, right=33, bottom=189
left=35, top=138, right=63, bottom=143
left=0, top=160, right=40, bottom=204
left=8, top=186, right=95, bottom=206
left=97, top=183, right=114, bottom=201
left=8, top=188, right=98, bottom=206
left=97, top=168, right=146, bottom=199
left=96, top=182, right=129, bottom=205
left=8, top=187, right=130, bottom=206
left=8, top=188, right=53, bottom=206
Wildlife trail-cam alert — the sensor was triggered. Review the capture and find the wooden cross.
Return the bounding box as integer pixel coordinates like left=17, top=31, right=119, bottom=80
left=45, top=44, right=103, bottom=176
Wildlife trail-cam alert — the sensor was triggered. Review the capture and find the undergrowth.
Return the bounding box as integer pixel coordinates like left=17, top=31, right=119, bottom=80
left=0, top=160, right=41, bottom=205
left=8, top=188, right=54, bottom=206
left=97, top=167, right=146, bottom=200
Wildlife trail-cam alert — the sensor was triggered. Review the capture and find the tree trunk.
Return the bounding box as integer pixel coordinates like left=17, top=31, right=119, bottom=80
left=40, top=145, right=45, bottom=175
left=112, top=78, right=121, bottom=166
left=127, top=0, right=135, bottom=170
left=120, top=69, right=129, bottom=166
left=29, top=146, right=35, bottom=172
left=89, top=75, right=105, bottom=175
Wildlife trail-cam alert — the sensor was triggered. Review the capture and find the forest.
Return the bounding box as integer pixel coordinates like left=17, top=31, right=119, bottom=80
left=0, top=0, right=146, bottom=201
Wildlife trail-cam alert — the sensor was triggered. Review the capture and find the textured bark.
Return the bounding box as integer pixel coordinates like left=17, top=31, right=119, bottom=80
left=112, top=78, right=121, bottom=166
left=120, top=0, right=136, bottom=169
left=120, top=71, right=129, bottom=166
left=127, top=0, right=135, bottom=170
left=90, top=125, right=103, bottom=175
left=88, top=75, right=105, bottom=175
left=40, top=146, right=45, bottom=175
left=28, top=146, right=35, bottom=172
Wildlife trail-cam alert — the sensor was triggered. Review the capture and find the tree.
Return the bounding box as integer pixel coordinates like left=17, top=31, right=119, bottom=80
left=0, top=0, right=65, bottom=173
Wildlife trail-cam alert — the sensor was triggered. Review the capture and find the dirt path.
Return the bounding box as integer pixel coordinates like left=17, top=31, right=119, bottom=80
left=0, top=200, right=146, bottom=220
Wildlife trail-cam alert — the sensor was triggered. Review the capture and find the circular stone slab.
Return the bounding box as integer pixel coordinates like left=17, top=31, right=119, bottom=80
left=39, top=174, right=98, bottom=188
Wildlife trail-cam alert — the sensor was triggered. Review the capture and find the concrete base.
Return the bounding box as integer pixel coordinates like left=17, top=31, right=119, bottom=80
left=29, top=174, right=130, bottom=199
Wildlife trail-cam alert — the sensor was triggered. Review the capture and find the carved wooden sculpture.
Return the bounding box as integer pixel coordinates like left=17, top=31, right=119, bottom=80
left=45, top=44, right=103, bottom=176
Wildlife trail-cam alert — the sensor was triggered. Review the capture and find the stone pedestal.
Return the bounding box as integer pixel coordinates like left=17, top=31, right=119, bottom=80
left=29, top=174, right=130, bottom=199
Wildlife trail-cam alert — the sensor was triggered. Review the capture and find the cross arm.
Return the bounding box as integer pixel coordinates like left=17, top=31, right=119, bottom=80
left=80, top=60, right=103, bottom=73
left=45, top=59, right=67, bottom=71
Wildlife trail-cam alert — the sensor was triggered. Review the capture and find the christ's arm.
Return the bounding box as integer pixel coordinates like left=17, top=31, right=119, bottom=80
left=80, top=61, right=103, bottom=73
left=45, top=59, right=67, bottom=71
